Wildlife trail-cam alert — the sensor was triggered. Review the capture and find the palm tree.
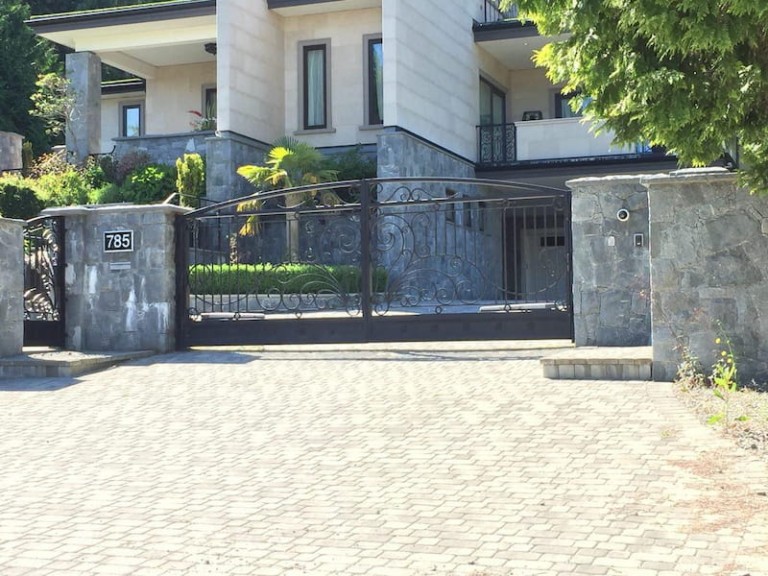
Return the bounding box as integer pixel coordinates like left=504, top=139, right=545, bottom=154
left=236, top=137, right=338, bottom=260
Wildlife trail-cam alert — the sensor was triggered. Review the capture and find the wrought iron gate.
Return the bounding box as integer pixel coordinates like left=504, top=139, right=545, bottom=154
left=176, top=178, right=573, bottom=347
left=24, top=216, right=66, bottom=347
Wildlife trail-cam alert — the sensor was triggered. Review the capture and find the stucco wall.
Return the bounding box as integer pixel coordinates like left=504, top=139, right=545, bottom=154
left=43, top=204, right=186, bottom=353
left=100, top=91, right=145, bottom=154
left=568, top=175, right=651, bottom=347
left=383, top=0, right=477, bottom=161
left=282, top=8, right=382, bottom=148
left=646, top=169, right=768, bottom=383
left=145, top=62, right=216, bottom=135
left=517, top=118, right=634, bottom=161
left=218, top=0, right=284, bottom=144
left=0, top=218, right=23, bottom=357
left=507, top=68, right=554, bottom=121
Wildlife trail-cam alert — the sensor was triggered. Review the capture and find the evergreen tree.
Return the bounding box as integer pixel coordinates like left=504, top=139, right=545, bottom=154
left=505, top=0, right=768, bottom=192
left=0, top=0, right=57, bottom=153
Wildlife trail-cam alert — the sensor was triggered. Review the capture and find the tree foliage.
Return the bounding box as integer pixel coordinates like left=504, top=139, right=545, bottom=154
left=0, top=0, right=57, bottom=153
left=505, top=0, right=768, bottom=192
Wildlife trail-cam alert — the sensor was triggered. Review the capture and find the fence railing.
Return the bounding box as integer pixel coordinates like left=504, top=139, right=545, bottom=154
left=481, top=0, right=519, bottom=23
left=478, top=123, right=517, bottom=166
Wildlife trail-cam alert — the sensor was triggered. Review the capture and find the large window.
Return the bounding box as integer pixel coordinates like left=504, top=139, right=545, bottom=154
left=365, top=36, right=383, bottom=125
left=302, top=42, right=329, bottom=130
left=479, top=77, right=505, bottom=126
left=120, top=102, right=143, bottom=137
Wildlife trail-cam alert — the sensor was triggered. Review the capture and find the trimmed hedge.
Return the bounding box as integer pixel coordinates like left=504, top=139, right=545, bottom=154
left=189, top=263, right=387, bottom=295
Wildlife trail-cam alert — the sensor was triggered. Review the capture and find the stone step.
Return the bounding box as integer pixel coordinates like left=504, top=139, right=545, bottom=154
left=0, top=349, right=154, bottom=379
left=541, top=346, right=652, bottom=381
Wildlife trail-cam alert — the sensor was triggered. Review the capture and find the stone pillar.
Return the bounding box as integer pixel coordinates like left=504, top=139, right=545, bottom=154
left=0, top=218, right=24, bottom=357
left=645, top=168, right=768, bottom=382
left=567, top=175, right=652, bottom=346
left=206, top=131, right=270, bottom=202
left=0, top=131, right=24, bottom=172
left=65, top=52, right=102, bottom=164
left=43, top=204, right=188, bottom=353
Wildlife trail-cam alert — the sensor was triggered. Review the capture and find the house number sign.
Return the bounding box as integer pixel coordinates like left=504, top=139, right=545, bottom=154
left=104, top=230, right=134, bottom=253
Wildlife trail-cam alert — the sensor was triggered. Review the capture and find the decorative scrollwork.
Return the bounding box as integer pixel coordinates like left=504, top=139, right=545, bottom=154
left=23, top=218, right=62, bottom=322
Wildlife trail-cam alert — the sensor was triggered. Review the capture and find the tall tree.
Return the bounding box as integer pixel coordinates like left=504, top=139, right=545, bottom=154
left=0, top=0, right=57, bottom=153
left=505, top=0, right=768, bottom=192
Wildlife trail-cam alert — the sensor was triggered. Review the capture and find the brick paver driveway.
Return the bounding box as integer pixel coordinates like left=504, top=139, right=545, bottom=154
left=0, top=346, right=766, bottom=576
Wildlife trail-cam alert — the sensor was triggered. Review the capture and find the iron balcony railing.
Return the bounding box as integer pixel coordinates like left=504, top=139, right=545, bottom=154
left=478, top=123, right=517, bottom=166
left=481, top=0, right=519, bottom=23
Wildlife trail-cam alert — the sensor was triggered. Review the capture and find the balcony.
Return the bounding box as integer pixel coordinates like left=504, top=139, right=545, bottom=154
left=480, top=0, right=519, bottom=23
left=478, top=118, right=664, bottom=168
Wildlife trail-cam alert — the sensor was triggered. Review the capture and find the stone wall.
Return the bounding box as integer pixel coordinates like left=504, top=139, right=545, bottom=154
left=0, top=131, right=23, bottom=172
left=567, top=176, right=652, bottom=346
left=43, top=204, right=187, bottom=353
left=646, top=168, right=768, bottom=383
left=113, top=132, right=213, bottom=167
left=206, top=131, right=270, bottom=203
left=376, top=130, right=504, bottom=301
left=0, top=218, right=23, bottom=357
left=377, top=129, right=475, bottom=179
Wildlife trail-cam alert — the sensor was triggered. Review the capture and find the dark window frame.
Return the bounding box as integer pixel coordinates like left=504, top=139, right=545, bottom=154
left=366, top=36, right=383, bottom=126
left=479, top=76, right=506, bottom=126
left=302, top=43, right=328, bottom=130
left=120, top=102, right=143, bottom=138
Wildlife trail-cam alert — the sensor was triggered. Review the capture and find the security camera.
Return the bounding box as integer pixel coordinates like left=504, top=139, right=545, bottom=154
left=616, top=208, right=630, bottom=222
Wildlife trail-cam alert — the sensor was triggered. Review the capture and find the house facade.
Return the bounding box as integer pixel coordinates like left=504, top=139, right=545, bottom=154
left=30, top=0, right=675, bottom=201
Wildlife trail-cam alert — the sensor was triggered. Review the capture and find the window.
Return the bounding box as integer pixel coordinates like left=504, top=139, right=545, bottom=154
left=120, top=102, right=143, bottom=137
left=479, top=77, right=505, bottom=126
left=555, top=91, right=590, bottom=119
left=365, top=36, right=383, bottom=125
left=203, top=86, right=217, bottom=119
left=302, top=42, right=330, bottom=130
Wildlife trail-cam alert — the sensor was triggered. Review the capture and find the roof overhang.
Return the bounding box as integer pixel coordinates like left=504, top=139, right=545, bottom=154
left=474, top=21, right=567, bottom=70
left=267, top=0, right=380, bottom=16
left=28, top=0, right=217, bottom=79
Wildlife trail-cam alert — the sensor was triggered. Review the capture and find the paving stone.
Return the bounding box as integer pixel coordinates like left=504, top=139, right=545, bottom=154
left=0, top=347, right=765, bottom=575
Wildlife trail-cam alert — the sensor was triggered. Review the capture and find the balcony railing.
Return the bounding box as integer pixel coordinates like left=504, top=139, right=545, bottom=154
left=481, top=0, right=519, bottom=23
left=478, top=123, right=517, bottom=165
left=478, top=119, right=667, bottom=167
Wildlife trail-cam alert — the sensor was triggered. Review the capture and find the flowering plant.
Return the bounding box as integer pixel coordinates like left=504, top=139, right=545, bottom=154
left=189, top=109, right=216, bottom=131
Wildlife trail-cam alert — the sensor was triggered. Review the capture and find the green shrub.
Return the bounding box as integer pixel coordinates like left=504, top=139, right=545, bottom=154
left=176, top=153, right=205, bottom=208
left=122, top=163, right=177, bottom=204
left=0, top=177, right=44, bottom=219
left=35, top=169, right=91, bottom=207
left=189, top=263, right=387, bottom=295
left=88, top=183, right=127, bottom=205
left=82, top=156, right=109, bottom=189
left=323, top=145, right=377, bottom=180
left=114, top=150, right=151, bottom=185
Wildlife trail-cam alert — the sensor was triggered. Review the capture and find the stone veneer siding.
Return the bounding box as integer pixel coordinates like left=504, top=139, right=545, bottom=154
left=377, top=129, right=475, bottom=180
left=567, top=175, right=652, bottom=346
left=0, top=218, right=23, bottom=357
left=206, top=131, right=270, bottom=203
left=42, top=204, right=188, bottom=353
left=113, top=132, right=213, bottom=167
left=374, top=130, right=503, bottom=300
left=646, top=168, right=768, bottom=382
